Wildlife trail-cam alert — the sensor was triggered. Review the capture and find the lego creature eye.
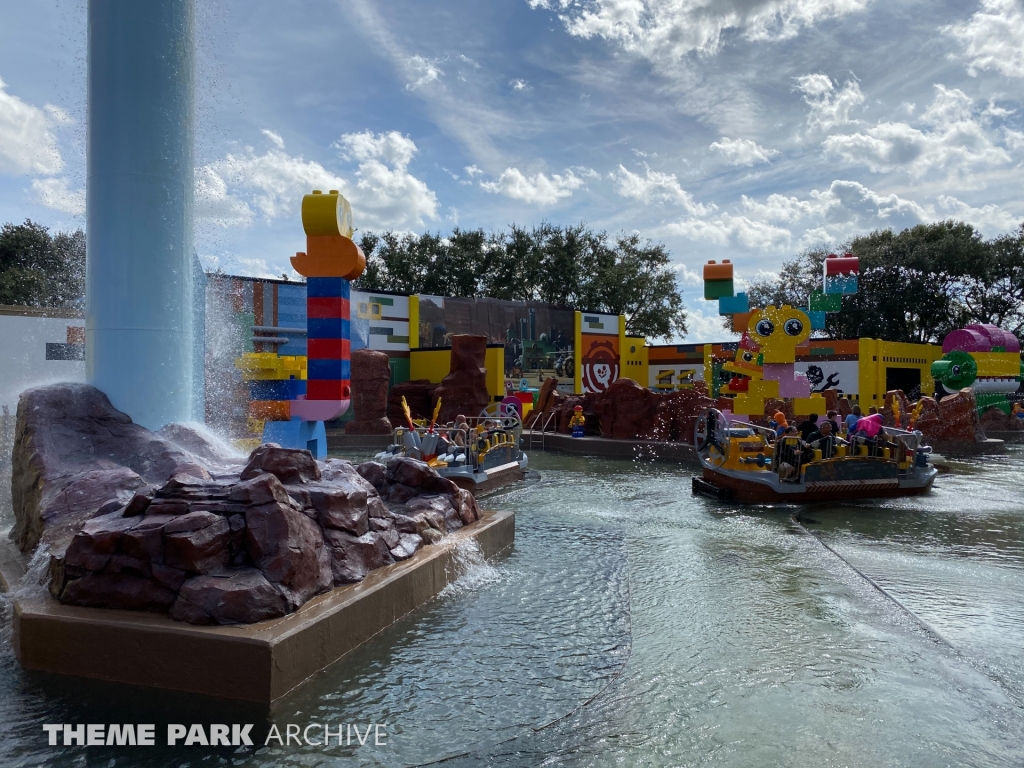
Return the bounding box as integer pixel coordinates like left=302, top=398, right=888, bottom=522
left=784, top=318, right=804, bottom=336
left=755, top=319, right=774, bottom=337
left=742, top=351, right=753, bottom=362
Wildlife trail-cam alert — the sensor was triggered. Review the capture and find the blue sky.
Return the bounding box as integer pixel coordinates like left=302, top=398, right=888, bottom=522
left=1, top=0, right=1022, bottom=340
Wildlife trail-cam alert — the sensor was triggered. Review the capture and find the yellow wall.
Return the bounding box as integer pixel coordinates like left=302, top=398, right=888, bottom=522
left=485, top=346, right=504, bottom=399
left=858, top=338, right=942, bottom=405
left=410, top=348, right=450, bottom=383
left=408, top=295, right=419, bottom=349
left=409, top=345, right=505, bottom=401
left=620, top=335, right=648, bottom=384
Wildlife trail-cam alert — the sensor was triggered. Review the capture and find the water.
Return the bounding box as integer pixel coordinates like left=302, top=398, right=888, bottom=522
left=1, top=447, right=1023, bottom=766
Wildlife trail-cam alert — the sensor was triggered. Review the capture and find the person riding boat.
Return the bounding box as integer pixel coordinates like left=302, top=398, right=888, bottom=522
left=797, top=413, right=820, bottom=440
left=844, top=404, right=862, bottom=436
left=803, top=419, right=843, bottom=461
left=775, top=425, right=801, bottom=480
left=852, top=412, right=884, bottom=454
left=772, top=411, right=789, bottom=438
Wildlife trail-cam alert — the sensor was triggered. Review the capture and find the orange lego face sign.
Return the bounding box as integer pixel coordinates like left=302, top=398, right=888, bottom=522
left=722, top=346, right=761, bottom=377
left=747, top=305, right=811, bottom=363
left=290, top=190, right=366, bottom=280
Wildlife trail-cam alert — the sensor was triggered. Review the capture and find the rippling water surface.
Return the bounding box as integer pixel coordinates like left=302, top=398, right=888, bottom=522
left=2, top=444, right=1023, bottom=767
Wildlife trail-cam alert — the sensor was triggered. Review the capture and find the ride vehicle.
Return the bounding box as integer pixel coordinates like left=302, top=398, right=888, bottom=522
left=691, top=408, right=937, bottom=503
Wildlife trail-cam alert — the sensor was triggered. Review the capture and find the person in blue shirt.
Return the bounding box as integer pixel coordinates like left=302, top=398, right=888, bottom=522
left=844, top=404, right=861, bottom=435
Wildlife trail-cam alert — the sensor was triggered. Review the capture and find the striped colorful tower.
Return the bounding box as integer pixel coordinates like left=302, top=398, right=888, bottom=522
left=290, top=190, right=366, bottom=428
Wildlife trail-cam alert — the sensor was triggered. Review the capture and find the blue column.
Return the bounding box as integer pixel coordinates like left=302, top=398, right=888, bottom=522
left=86, top=0, right=196, bottom=430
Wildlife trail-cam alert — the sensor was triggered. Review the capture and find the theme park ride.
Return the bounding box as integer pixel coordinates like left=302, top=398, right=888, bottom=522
left=373, top=398, right=529, bottom=493
left=692, top=255, right=938, bottom=502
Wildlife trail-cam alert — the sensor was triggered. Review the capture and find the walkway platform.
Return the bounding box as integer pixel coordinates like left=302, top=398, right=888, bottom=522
left=2, top=510, right=514, bottom=704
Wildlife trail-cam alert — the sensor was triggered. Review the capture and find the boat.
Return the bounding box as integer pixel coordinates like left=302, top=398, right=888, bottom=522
left=691, top=408, right=938, bottom=503
left=374, top=400, right=529, bottom=493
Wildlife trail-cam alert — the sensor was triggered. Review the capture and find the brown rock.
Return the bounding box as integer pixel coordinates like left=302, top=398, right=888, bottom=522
left=240, top=444, right=321, bottom=485
left=121, top=513, right=178, bottom=562
left=163, top=512, right=231, bottom=573
left=433, top=335, right=490, bottom=424
left=288, top=478, right=371, bottom=536
left=174, top=568, right=288, bottom=625
left=346, top=349, right=393, bottom=434
left=356, top=461, right=387, bottom=489
left=59, top=572, right=176, bottom=612
left=64, top=512, right=140, bottom=572
left=245, top=501, right=331, bottom=609
left=152, top=562, right=188, bottom=591
left=323, top=529, right=394, bottom=583
left=229, top=472, right=292, bottom=506
left=914, top=390, right=986, bottom=442
left=11, top=383, right=207, bottom=552
left=390, top=533, right=423, bottom=561
left=525, top=376, right=560, bottom=428
left=454, top=488, right=481, bottom=525
left=407, top=495, right=463, bottom=532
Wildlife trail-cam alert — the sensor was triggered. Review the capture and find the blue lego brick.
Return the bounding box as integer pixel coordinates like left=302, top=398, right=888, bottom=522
left=824, top=274, right=858, bottom=295
left=307, top=277, right=351, bottom=298
left=307, top=318, right=350, bottom=339
left=307, top=358, right=351, bottom=380
left=807, top=310, right=827, bottom=329
left=718, top=292, right=749, bottom=315
left=262, top=419, right=327, bottom=459
left=248, top=379, right=306, bottom=400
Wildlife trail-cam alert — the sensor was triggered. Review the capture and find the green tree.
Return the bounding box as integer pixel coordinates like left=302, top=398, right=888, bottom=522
left=0, top=220, right=85, bottom=307
left=740, top=220, right=1024, bottom=344
left=354, top=223, right=688, bottom=341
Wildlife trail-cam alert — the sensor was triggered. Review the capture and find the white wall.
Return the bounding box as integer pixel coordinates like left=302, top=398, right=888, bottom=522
left=0, top=315, right=85, bottom=412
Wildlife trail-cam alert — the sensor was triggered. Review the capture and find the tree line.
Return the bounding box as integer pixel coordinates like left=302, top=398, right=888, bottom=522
left=743, top=220, right=1024, bottom=344
left=0, top=220, right=85, bottom=308
left=354, top=223, right=689, bottom=340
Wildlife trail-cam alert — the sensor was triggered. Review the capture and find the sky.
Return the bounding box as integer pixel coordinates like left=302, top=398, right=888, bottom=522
left=0, top=0, right=1022, bottom=341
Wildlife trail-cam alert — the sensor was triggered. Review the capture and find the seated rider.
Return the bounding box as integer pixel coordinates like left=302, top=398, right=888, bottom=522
left=797, top=413, right=820, bottom=441
left=775, top=425, right=801, bottom=480
left=803, top=419, right=842, bottom=461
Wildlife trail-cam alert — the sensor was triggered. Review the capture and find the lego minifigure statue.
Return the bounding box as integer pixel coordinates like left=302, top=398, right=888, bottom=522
left=568, top=405, right=586, bottom=438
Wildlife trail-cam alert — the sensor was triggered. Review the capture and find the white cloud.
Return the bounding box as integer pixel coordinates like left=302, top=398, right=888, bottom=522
left=464, top=164, right=484, bottom=177
left=261, top=129, right=285, bottom=150
left=510, top=78, right=531, bottom=92
left=197, top=130, right=438, bottom=231
left=822, top=85, right=1012, bottom=178
left=0, top=76, right=65, bottom=176
left=796, top=73, right=865, bottom=130
left=30, top=177, right=84, bottom=216
left=682, top=304, right=738, bottom=343
left=610, top=164, right=712, bottom=214
left=936, top=195, right=1021, bottom=235
left=660, top=179, right=937, bottom=253
left=530, top=0, right=870, bottom=67
left=480, top=167, right=586, bottom=204
left=943, top=0, right=1024, bottom=78
left=709, top=136, right=778, bottom=166
left=405, top=55, right=443, bottom=91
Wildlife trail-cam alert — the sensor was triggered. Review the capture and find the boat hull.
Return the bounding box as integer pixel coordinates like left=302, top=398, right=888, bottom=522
left=700, top=465, right=937, bottom=504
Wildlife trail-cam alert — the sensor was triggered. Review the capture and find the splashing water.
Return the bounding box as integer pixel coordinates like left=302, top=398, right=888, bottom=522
left=440, top=539, right=507, bottom=598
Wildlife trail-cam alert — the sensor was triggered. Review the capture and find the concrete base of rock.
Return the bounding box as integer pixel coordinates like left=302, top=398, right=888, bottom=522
left=525, top=430, right=699, bottom=464
left=2, top=510, right=514, bottom=704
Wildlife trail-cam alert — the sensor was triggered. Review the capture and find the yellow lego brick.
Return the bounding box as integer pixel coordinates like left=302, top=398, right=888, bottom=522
left=970, top=352, right=1020, bottom=378
left=235, top=353, right=308, bottom=381
left=731, top=395, right=765, bottom=415
left=792, top=395, right=825, bottom=416
left=749, top=379, right=780, bottom=400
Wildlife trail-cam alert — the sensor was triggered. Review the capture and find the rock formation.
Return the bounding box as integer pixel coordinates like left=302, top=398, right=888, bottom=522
left=980, top=405, right=1024, bottom=433
left=14, top=384, right=480, bottom=626
left=525, top=376, right=713, bottom=443
left=433, top=335, right=490, bottom=424
left=387, top=380, right=437, bottom=425
left=346, top=348, right=393, bottom=434
left=912, top=389, right=987, bottom=443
